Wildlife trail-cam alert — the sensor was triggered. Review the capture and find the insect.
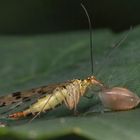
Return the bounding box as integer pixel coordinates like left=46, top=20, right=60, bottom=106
left=0, top=76, right=103, bottom=120
left=0, top=4, right=139, bottom=122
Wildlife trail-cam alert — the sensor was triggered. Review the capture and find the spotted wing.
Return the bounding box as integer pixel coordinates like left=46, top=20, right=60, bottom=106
left=0, top=81, right=71, bottom=116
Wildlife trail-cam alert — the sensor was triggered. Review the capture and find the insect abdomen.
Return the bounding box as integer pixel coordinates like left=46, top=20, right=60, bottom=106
left=29, top=88, right=69, bottom=114
left=9, top=89, right=69, bottom=119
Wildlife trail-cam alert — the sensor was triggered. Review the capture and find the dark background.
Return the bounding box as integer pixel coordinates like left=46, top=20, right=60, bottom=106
left=0, top=0, right=139, bottom=34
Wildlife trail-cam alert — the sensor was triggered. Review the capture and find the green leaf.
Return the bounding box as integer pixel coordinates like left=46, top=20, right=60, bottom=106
left=0, top=27, right=140, bottom=140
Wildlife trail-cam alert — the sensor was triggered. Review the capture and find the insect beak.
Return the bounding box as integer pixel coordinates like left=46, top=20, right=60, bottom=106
left=90, top=76, right=104, bottom=87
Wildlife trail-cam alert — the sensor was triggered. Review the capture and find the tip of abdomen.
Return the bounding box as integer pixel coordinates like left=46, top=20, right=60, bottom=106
left=8, top=112, right=26, bottom=119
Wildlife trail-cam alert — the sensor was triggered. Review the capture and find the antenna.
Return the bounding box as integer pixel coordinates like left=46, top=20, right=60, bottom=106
left=81, top=3, right=94, bottom=75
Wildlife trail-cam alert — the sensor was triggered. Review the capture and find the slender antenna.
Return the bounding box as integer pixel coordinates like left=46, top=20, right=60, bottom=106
left=81, top=3, right=94, bottom=75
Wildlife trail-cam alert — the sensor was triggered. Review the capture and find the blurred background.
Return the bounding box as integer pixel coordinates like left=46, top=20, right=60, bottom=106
left=0, top=0, right=140, bottom=35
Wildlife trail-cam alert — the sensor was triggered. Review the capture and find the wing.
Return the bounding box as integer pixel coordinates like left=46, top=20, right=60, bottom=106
left=0, top=81, right=71, bottom=116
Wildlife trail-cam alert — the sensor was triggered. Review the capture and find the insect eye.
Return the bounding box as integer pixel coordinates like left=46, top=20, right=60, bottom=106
left=87, top=77, right=90, bottom=80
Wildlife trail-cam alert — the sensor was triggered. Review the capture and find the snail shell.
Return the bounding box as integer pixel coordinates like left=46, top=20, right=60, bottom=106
left=99, top=87, right=140, bottom=111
